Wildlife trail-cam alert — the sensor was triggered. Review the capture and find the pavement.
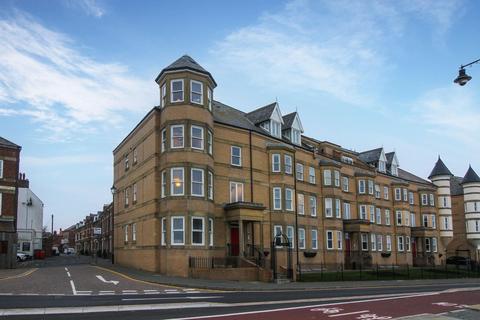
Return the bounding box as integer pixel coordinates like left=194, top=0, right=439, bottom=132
left=93, top=257, right=480, bottom=291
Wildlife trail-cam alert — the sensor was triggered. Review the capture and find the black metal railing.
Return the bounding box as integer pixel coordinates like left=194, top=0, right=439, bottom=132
left=189, top=256, right=241, bottom=269
left=297, top=262, right=480, bottom=282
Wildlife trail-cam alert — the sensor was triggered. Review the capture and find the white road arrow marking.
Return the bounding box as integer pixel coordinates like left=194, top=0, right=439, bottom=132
left=96, top=275, right=119, bottom=285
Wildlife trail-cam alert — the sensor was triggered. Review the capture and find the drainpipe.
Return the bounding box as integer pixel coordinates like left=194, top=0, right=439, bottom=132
left=249, top=131, right=254, bottom=202
left=293, top=150, right=299, bottom=279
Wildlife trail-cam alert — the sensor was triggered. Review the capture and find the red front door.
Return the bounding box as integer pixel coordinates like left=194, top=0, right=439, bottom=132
left=230, top=227, right=239, bottom=256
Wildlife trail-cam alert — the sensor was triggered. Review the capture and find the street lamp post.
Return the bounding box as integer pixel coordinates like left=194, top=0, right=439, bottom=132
left=454, top=58, right=480, bottom=86
left=110, top=185, right=116, bottom=264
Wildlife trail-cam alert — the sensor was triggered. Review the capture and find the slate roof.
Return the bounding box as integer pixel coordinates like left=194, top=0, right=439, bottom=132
left=213, top=100, right=267, bottom=134
left=0, top=136, right=20, bottom=149
left=245, top=102, right=277, bottom=125
left=282, top=112, right=297, bottom=130
left=358, top=147, right=383, bottom=164
left=451, top=176, right=464, bottom=196
left=155, top=55, right=216, bottom=86
left=428, top=157, right=453, bottom=179
left=398, top=168, right=431, bottom=185
left=461, top=166, right=480, bottom=184
left=385, top=152, right=395, bottom=165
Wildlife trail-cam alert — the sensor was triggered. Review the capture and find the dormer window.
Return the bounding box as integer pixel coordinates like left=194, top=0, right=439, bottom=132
left=291, top=129, right=301, bottom=145
left=171, top=79, right=184, bottom=103
left=190, top=80, right=203, bottom=105
left=378, top=160, right=386, bottom=173
left=391, top=164, right=398, bottom=176
left=271, top=120, right=281, bottom=138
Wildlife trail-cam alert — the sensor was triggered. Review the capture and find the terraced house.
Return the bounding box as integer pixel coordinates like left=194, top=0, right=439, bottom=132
left=112, top=55, right=455, bottom=280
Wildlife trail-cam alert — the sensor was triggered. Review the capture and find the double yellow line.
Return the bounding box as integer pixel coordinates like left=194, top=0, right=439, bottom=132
left=0, top=268, right=38, bottom=281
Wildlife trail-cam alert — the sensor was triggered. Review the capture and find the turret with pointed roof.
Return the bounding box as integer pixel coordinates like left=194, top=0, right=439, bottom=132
left=428, top=157, right=453, bottom=179
left=461, top=165, right=480, bottom=185
left=155, top=54, right=216, bottom=87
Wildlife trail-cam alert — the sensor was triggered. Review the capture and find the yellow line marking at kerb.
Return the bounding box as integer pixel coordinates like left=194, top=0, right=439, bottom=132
left=0, top=268, right=38, bottom=281
left=93, top=266, right=221, bottom=292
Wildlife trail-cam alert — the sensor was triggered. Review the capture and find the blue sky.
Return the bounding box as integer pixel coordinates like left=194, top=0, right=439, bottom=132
left=1, top=0, right=480, bottom=230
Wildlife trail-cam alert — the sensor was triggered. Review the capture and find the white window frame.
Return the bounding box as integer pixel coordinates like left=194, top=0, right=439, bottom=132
left=368, top=180, right=374, bottom=195
left=191, top=217, right=205, bottom=246
left=161, top=170, right=167, bottom=198
left=343, top=202, right=351, bottom=220
left=0, top=160, right=3, bottom=179
left=429, top=194, right=435, bottom=206
left=208, top=171, right=214, bottom=200
left=361, top=233, right=368, bottom=251
left=385, top=209, right=391, bottom=226
left=274, top=225, right=283, bottom=247
left=325, top=198, right=333, bottom=217
left=359, top=205, right=367, bottom=220
left=132, top=223, right=137, bottom=242
left=171, top=125, right=184, bottom=149
left=406, top=236, right=411, bottom=252
left=384, top=186, right=389, bottom=200
left=133, top=183, right=137, bottom=203
left=124, top=188, right=129, bottom=206
left=369, top=205, right=375, bottom=223
left=334, top=170, right=340, bottom=187
left=432, top=237, right=437, bottom=252
left=309, top=167, right=316, bottom=184
left=409, top=192, right=414, bottom=205
left=273, top=187, right=282, bottom=210
left=161, top=129, right=167, bottom=152
left=171, top=216, right=185, bottom=245
left=335, top=199, right=341, bottom=218
left=133, top=148, right=138, bottom=164
left=296, top=163, right=304, bottom=181
left=207, top=130, right=213, bottom=155
left=191, top=125, right=204, bottom=150
left=395, top=188, right=402, bottom=201
left=286, top=226, right=294, bottom=248
left=231, top=146, right=242, bottom=166
left=371, top=233, right=376, bottom=251
left=160, top=83, right=167, bottom=108
left=170, top=79, right=184, bottom=103
left=309, top=196, right=317, bottom=217
left=229, top=182, right=244, bottom=203
left=431, top=214, right=436, bottom=229
left=298, top=228, right=306, bottom=249
left=161, top=218, right=167, bottom=246
left=311, top=229, right=318, bottom=250
left=425, top=238, right=431, bottom=252
left=326, top=231, right=334, bottom=250
left=386, top=235, right=392, bottom=252
left=342, top=176, right=349, bottom=192
left=190, top=80, right=203, bottom=105
left=397, top=236, right=404, bottom=252
left=191, top=168, right=205, bottom=197
left=376, top=207, right=382, bottom=225
left=359, top=180, right=366, bottom=194
left=272, top=154, right=281, bottom=172
left=411, top=212, right=416, bottom=227
left=285, top=188, right=294, bottom=211
left=377, top=235, right=383, bottom=251
left=403, top=188, right=408, bottom=202
left=297, top=193, right=305, bottom=215
left=396, top=210, right=402, bottom=226
left=207, top=87, right=213, bottom=111
left=208, top=218, right=214, bottom=247
left=171, top=167, right=185, bottom=196
left=337, top=231, right=343, bottom=250
left=375, top=184, right=381, bottom=198
left=324, top=169, right=332, bottom=186
left=124, top=224, right=129, bottom=242
left=421, top=194, right=428, bottom=206
left=284, top=155, right=292, bottom=174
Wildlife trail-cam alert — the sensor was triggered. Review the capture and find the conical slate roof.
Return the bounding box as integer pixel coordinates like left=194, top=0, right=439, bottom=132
left=155, top=55, right=216, bottom=86
left=461, top=166, right=480, bottom=184
left=428, top=157, right=453, bottom=179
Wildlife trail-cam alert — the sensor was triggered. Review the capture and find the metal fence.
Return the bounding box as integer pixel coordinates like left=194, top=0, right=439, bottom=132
left=188, top=256, right=242, bottom=269
left=297, top=262, right=480, bottom=282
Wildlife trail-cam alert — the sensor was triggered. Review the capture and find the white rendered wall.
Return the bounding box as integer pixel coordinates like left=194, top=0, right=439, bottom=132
left=17, top=188, right=44, bottom=255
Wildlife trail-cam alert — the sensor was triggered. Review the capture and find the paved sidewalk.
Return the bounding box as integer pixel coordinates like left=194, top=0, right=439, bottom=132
left=92, top=259, right=480, bottom=291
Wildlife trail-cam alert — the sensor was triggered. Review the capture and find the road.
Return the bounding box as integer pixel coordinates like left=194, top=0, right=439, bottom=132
left=1, top=256, right=480, bottom=319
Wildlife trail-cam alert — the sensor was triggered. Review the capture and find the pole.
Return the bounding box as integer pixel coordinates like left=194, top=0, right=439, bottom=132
left=51, top=214, right=54, bottom=234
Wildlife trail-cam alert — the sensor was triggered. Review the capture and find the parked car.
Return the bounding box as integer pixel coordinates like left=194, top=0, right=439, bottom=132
left=446, top=256, right=470, bottom=265
left=16, top=253, right=27, bottom=262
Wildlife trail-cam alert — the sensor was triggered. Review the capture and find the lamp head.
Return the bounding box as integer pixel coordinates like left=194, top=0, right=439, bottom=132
left=454, top=68, right=472, bottom=86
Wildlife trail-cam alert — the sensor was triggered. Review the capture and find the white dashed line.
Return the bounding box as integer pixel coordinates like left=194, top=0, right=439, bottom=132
left=67, top=272, right=71, bottom=277
left=70, top=280, right=77, bottom=295
left=64, top=267, right=68, bottom=272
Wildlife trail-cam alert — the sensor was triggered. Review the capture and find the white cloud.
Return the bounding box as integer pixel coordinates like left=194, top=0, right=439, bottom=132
left=412, top=86, right=480, bottom=144
left=0, top=12, right=155, bottom=142
left=63, top=0, right=106, bottom=18
left=211, top=0, right=464, bottom=107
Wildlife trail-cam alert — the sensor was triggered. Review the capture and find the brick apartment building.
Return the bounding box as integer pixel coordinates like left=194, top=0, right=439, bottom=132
left=110, top=55, right=469, bottom=280
left=0, top=137, right=21, bottom=268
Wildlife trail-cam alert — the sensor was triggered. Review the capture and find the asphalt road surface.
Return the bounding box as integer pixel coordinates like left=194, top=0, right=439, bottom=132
left=1, top=257, right=480, bottom=319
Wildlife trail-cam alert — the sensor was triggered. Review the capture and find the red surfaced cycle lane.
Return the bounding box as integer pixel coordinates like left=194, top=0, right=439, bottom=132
left=209, top=289, right=480, bottom=320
